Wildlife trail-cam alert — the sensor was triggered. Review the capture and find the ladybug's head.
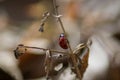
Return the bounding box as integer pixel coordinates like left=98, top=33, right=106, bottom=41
left=60, top=33, right=64, bottom=37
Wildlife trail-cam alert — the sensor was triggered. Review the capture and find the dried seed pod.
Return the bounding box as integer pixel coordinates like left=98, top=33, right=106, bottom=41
left=39, top=23, right=45, bottom=32
left=39, top=12, right=50, bottom=32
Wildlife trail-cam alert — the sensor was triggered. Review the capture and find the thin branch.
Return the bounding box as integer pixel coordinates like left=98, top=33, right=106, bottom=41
left=39, top=12, right=50, bottom=32
left=52, top=0, right=82, bottom=79
left=18, top=45, right=67, bottom=54
left=52, top=0, right=66, bottom=34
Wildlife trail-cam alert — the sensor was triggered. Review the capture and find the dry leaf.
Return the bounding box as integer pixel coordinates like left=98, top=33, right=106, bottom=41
left=73, top=43, right=90, bottom=78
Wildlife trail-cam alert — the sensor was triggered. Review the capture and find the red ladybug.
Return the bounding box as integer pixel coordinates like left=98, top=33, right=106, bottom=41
left=59, top=33, right=68, bottom=49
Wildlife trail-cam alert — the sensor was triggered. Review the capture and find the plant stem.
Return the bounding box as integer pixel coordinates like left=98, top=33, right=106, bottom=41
left=18, top=45, right=67, bottom=54
left=52, top=0, right=82, bottom=79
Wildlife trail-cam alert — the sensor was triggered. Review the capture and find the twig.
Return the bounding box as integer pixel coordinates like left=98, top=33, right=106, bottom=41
left=18, top=45, right=67, bottom=54
left=39, top=12, right=50, bottom=32
left=52, top=0, right=82, bottom=79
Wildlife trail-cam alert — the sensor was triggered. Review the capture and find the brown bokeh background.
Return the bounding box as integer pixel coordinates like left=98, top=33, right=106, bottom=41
left=0, top=0, right=120, bottom=80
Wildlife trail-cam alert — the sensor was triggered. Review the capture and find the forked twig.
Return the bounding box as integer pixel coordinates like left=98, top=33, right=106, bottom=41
left=52, top=0, right=82, bottom=79
left=14, top=44, right=67, bottom=58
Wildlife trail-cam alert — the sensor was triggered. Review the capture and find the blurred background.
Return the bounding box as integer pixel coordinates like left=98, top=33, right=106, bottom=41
left=0, top=0, right=120, bottom=80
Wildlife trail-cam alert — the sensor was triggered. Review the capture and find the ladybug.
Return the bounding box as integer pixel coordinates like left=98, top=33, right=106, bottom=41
left=59, top=33, right=68, bottom=49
